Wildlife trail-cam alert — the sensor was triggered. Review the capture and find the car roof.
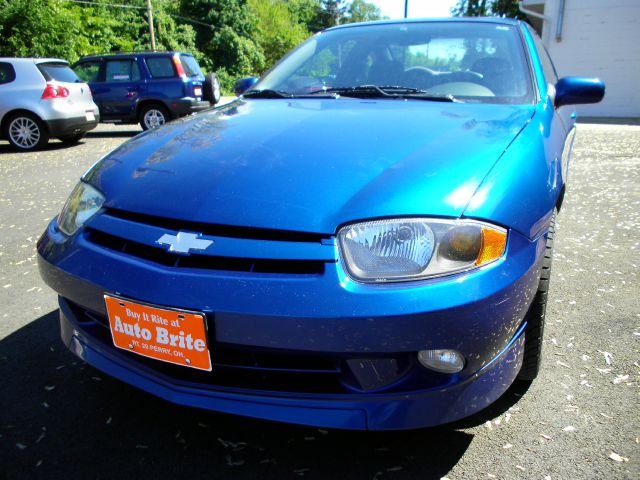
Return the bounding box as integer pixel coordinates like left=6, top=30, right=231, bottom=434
left=327, top=16, right=522, bottom=31
left=0, top=57, right=69, bottom=65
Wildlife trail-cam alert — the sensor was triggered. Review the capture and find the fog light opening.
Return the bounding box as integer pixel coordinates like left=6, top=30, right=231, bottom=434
left=417, top=349, right=465, bottom=374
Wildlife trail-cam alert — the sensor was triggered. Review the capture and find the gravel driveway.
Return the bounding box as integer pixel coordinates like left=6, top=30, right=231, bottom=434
left=0, top=121, right=638, bottom=479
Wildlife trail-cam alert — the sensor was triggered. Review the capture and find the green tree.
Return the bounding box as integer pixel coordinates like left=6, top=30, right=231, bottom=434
left=345, top=0, right=381, bottom=24
left=490, top=0, right=527, bottom=19
left=0, top=0, right=84, bottom=61
left=178, top=0, right=263, bottom=79
left=452, top=0, right=526, bottom=19
left=286, top=0, right=323, bottom=32
left=151, top=1, right=199, bottom=54
left=315, top=0, right=347, bottom=29
left=451, top=0, right=490, bottom=17
left=248, top=0, right=310, bottom=70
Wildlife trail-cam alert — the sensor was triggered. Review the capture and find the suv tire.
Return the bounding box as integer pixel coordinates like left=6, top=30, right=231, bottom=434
left=518, top=210, right=556, bottom=381
left=139, top=104, right=169, bottom=130
left=204, top=72, right=221, bottom=105
left=4, top=112, right=49, bottom=151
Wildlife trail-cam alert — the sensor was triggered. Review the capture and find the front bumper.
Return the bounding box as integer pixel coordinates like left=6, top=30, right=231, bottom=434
left=38, top=217, right=545, bottom=430
left=58, top=294, right=525, bottom=430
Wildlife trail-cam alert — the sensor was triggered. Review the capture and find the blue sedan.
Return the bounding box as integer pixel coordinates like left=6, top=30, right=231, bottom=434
left=37, top=18, right=604, bottom=430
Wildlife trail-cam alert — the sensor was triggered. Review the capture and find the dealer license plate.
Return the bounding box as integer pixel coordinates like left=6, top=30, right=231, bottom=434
left=194, top=86, right=202, bottom=97
left=104, top=295, right=212, bottom=371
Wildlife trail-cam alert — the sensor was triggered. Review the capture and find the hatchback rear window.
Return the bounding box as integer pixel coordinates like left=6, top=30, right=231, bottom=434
left=145, top=57, right=176, bottom=78
left=0, top=62, right=16, bottom=84
left=37, top=62, right=79, bottom=83
left=179, top=55, right=203, bottom=77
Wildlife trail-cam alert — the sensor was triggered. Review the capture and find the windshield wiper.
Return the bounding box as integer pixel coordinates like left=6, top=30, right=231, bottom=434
left=308, top=85, right=456, bottom=102
left=243, top=89, right=294, bottom=99
left=308, top=85, right=394, bottom=97
left=401, top=92, right=457, bottom=102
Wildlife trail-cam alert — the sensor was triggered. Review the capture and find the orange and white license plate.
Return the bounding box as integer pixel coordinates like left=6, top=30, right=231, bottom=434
left=104, top=295, right=212, bottom=371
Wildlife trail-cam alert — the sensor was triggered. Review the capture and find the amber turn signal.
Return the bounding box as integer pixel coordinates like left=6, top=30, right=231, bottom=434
left=476, top=227, right=507, bottom=266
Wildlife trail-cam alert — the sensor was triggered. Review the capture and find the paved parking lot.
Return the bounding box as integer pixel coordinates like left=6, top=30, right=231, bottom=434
left=0, top=122, right=638, bottom=479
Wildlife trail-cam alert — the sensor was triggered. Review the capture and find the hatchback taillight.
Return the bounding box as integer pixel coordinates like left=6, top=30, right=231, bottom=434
left=41, top=83, right=70, bottom=99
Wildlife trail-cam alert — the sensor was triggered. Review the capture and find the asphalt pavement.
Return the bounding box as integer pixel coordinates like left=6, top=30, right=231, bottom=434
left=0, top=120, right=638, bottom=479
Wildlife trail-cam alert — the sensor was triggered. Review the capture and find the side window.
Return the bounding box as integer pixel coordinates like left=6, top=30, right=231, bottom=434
left=105, top=60, right=139, bottom=82
left=74, top=61, right=101, bottom=83
left=527, top=25, right=558, bottom=84
left=145, top=57, right=176, bottom=78
left=131, top=61, right=141, bottom=81
left=0, top=62, right=16, bottom=84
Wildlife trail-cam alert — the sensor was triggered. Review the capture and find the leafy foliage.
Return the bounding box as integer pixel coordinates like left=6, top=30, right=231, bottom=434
left=315, top=1, right=348, bottom=29
left=0, top=0, right=382, bottom=94
left=248, top=0, right=310, bottom=70
left=451, top=0, right=527, bottom=19
left=345, top=0, right=382, bottom=24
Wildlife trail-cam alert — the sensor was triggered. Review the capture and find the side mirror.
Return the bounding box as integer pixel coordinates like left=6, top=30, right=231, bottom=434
left=554, top=77, right=605, bottom=108
left=234, top=77, right=259, bottom=96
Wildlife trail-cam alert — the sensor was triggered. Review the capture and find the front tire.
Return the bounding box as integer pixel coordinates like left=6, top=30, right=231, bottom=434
left=4, top=112, right=49, bottom=151
left=518, top=210, right=556, bottom=381
left=139, top=104, right=169, bottom=130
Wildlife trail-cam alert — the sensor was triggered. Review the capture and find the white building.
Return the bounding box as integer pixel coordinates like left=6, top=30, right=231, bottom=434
left=520, top=0, right=640, bottom=119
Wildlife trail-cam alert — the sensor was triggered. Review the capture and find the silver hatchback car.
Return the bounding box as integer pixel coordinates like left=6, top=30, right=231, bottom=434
left=0, top=58, right=100, bottom=151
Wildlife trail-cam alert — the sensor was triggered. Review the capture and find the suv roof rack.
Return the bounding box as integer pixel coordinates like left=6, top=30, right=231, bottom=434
left=83, top=50, right=176, bottom=57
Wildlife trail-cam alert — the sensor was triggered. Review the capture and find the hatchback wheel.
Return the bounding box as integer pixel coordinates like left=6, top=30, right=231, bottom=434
left=5, top=113, right=49, bottom=151
left=140, top=104, right=169, bottom=130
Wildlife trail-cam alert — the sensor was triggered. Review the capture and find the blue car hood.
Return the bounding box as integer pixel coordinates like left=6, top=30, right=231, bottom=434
left=86, top=99, right=534, bottom=234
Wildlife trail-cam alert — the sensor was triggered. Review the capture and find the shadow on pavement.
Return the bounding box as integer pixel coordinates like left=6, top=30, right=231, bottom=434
left=86, top=129, right=140, bottom=139
left=1, top=311, right=481, bottom=480
left=0, top=142, right=83, bottom=155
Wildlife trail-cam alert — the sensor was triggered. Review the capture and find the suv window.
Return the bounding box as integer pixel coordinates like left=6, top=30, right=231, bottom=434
left=105, top=59, right=141, bottom=82
left=37, top=62, right=80, bottom=83
left=145, top=57, right=176, bottom=78
left=75, top=61, right=101, bottom=83
left=179, top=55, right=203, bottom=77
left=0, top=62, right=16, bottom=84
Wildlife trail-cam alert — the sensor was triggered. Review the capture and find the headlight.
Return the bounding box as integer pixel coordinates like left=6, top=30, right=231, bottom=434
left=57, top=182, right=105, bottom=236
left=338, top=218, right=507, bottom=283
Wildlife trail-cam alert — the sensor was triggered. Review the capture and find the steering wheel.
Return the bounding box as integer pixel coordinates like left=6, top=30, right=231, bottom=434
left=445, top=70, right=485, bottom=83
left=402, top=66, right=436, bottom=90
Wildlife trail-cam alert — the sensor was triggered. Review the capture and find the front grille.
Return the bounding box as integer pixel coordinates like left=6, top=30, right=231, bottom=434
left=75, top=304, right=345, bottom=394
left=85, top=228, right=326, bottom=275
left=105, top=208, right=330, bottom=243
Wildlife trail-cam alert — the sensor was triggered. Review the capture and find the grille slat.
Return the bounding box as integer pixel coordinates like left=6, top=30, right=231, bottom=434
left=86, top=228, right=326, bottom=275
left=104, top=208, right=330, bottom=243
left=71, top=302, right=345, bottom=393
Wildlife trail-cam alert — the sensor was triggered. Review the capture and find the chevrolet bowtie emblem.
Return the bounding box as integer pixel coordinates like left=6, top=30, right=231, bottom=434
left=156, top=232, right=213, bottom=255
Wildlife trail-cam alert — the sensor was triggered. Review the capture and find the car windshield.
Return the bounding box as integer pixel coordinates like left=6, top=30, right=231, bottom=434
left=255, top=21, right=534, bottom=104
